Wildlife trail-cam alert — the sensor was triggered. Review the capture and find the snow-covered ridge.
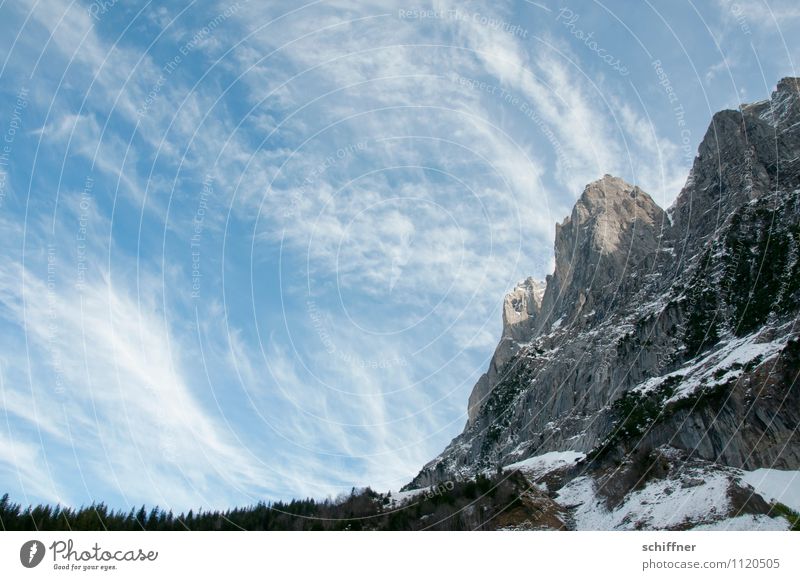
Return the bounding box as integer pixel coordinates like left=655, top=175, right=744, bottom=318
left=739, top=77, right=800, bottom=130
left=494, top=449, right=800, bottom=530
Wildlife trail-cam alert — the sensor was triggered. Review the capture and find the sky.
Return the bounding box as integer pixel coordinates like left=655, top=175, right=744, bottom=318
left=0, top=0, right=797, bottom=512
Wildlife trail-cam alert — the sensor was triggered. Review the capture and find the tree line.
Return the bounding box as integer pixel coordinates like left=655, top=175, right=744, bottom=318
left=1, top=470, right=536, bottom=531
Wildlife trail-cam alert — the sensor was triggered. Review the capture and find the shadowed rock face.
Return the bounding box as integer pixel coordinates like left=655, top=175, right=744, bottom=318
left=406, top=78, right=800, bottom=491
left=670, top=77, right=800, bottom=262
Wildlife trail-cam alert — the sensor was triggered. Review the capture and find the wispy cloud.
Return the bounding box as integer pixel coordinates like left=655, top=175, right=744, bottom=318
left=0, top=252, right=280, bottom=508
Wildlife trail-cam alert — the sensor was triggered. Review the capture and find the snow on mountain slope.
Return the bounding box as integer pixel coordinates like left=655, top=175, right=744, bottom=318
left=633, top=329, right=789, bottom=403
left=690, top=515, right=789, bottom=531
left=553, top=448, right=793, bottom=530
left=557, top=470, right=732, bottom=530
left=741, top=469, right=800, bottom=512
left=504, top=451, right=585, bottom=478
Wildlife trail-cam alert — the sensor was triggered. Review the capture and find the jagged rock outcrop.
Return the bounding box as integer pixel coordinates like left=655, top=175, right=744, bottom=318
left=671, top=77, right=800, bottom=261
left=537, top=174, right=668, bottom=335
left=468, top=278, right=545, bottom=425
left=503, top=277, right=545, bottom=341
left=406, top=78, right=800, bottom=494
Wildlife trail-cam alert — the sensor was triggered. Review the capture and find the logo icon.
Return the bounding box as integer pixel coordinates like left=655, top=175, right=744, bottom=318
left=20, top=540, right=46, bottom=568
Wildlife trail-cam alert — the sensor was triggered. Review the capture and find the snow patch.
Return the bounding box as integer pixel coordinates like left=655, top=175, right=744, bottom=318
left=741, top=469, right=800, bottom=512
left=384, top=488, right=427, bottom=506
left=634, top=332, right=786, bottom=403
left=690, top=515, right=789, bottom=531
left=504, top=451, right=585, bottom=478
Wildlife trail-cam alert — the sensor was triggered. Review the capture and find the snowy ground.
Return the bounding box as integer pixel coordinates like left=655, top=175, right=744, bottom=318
left=384, top=488, right=426, bottom=506
left=556, top=458, right=797, bottom=530
left=556, top=468, right=736, bottom=530
left=741, top=468, right=800, bottom=512
left=691, top=515, right=789, bottom=531
left=388, top=454, right=800, bottom=529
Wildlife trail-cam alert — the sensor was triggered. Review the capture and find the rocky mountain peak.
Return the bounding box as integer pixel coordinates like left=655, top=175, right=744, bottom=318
left=671, top=77, right=800, bottom=259
left=740, top=76, right=800, bottom=129
left=567, top=174, right=663, bottom=255
left=465, top=177, right=666, bottom=427
left=502, top=277, right=546, bottom=342
left=467, top=277, right=545, bottom=426
left=537, top=175, right=667, bottom=333
left=407, top=79, right=800, bottom=522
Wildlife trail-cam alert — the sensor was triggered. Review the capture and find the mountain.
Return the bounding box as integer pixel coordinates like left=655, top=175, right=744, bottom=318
left=404, top=78, right=800, bottom=530
left=4, top=79, right=799, bottom=533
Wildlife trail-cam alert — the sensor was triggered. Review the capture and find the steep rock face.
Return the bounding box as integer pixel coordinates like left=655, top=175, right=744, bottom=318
left=670, top=77, right=800, bottom=262
left=467, top=278, right=545, bottom=425
left=502, top=277, right=545, bottom=341
left=406, top=78, right=800, bottom=491
left=742, top=77, right=800, bottom=127
left=467, top=177, right=667, bottom=427
left=410, top=177, right=680, bottom=488
left=537, top=175, right=668, bottom=334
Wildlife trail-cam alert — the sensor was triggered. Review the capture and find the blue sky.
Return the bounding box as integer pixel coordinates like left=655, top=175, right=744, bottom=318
left=0, top=0, right=797, bottom=511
